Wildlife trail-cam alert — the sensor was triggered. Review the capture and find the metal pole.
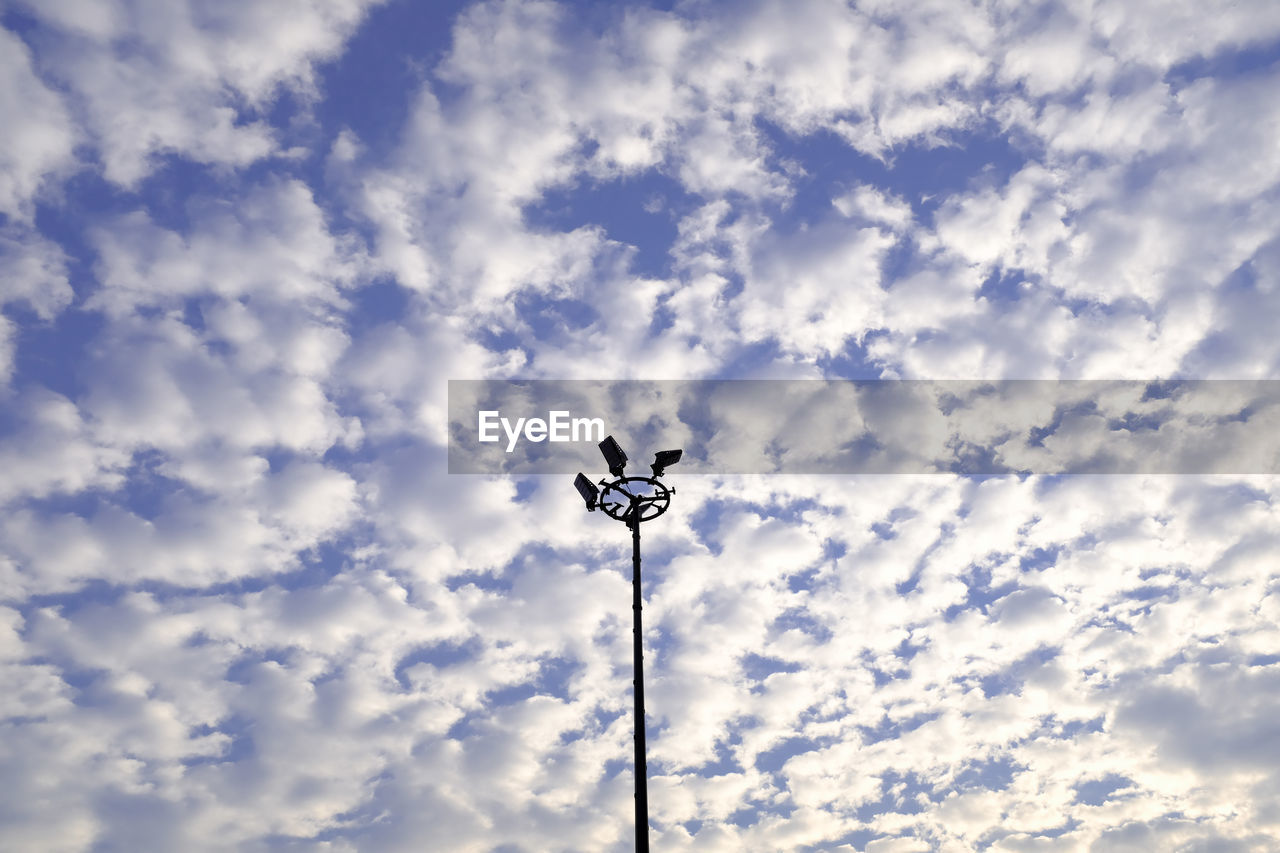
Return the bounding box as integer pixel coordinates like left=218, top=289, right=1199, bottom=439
left=630, top=509, right=650, bottom=853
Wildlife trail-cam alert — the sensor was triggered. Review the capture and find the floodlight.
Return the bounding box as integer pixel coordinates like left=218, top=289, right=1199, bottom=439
left=599, top=434, right=628, bottom=477
left=651, top=448, right=683, bottom=478
left=574, top=472, right=599, bottom=510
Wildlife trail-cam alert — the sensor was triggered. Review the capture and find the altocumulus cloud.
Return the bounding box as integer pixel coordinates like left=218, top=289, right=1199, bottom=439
left=2, top=0, right=1280, bottom=850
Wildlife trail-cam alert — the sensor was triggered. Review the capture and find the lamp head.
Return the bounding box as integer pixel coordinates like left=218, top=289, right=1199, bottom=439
left=574, top=472, right=599, bottom=510
left=598, top=435, right=628, bottom=477
left=651, top=448, right=683, bottom=478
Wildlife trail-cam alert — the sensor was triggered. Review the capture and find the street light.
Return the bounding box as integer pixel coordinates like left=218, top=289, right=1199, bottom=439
left=599, top=434, right=629, bottom=477
left=574, top=472, right=599, bottom=510
left=575, top=434, right=679, bottom=853
left=650, top=449, right=682, bottom=478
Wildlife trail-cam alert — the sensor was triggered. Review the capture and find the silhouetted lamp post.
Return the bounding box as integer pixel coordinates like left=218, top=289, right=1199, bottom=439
left=575, top=435, right=681, bottom=853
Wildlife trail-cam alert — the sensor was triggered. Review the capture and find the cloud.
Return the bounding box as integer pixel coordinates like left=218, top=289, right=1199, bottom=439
left=0, top=225, right=73, bottom=323
left=3, top=0, right=1280, bottom=850
left=0, top=389, right=128, bottom=505
left=10, top=0, right=383, bottom=186
left=89, top=179, right=363, bottom=314
left=0, top=28, right=77, bottom=219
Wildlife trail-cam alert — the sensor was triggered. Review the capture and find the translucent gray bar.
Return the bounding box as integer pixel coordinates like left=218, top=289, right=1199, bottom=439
left=447, top=380, right=1280, bottom=475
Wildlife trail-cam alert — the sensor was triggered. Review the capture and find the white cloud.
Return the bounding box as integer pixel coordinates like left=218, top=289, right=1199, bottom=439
left=12, top=0, right=383, bottom=186
left=1091, top=0, right=1280, bottom=71
left=833, top=185, right=915, bottom=232
left=0, top=28, right=77, bottom=219
left=351, top=0, right=1280, bottom=381
left=0, top=389, right=128, bottom=505
left=4, top=0, right=1280, bottom=849
left=0, top=225, right=73, bottom=323
left=89, top=179, right=362, bottom=314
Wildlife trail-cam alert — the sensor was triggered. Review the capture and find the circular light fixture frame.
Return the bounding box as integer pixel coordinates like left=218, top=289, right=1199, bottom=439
left=597, top=476, right=673, bottom=524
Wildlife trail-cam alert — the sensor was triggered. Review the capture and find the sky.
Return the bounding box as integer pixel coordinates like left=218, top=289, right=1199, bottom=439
left=2, top=0, right=1280, bottom=851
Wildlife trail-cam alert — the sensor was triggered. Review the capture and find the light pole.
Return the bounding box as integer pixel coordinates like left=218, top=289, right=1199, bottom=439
left=574, top=436, right=682, bottom=853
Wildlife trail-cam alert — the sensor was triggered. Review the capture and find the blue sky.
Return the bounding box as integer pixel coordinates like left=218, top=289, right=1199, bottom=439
left=3, top=0, right=1280, bottom=850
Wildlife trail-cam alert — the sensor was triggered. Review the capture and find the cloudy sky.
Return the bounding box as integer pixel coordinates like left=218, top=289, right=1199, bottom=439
left=3, top=0, right=1280, bottom=850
